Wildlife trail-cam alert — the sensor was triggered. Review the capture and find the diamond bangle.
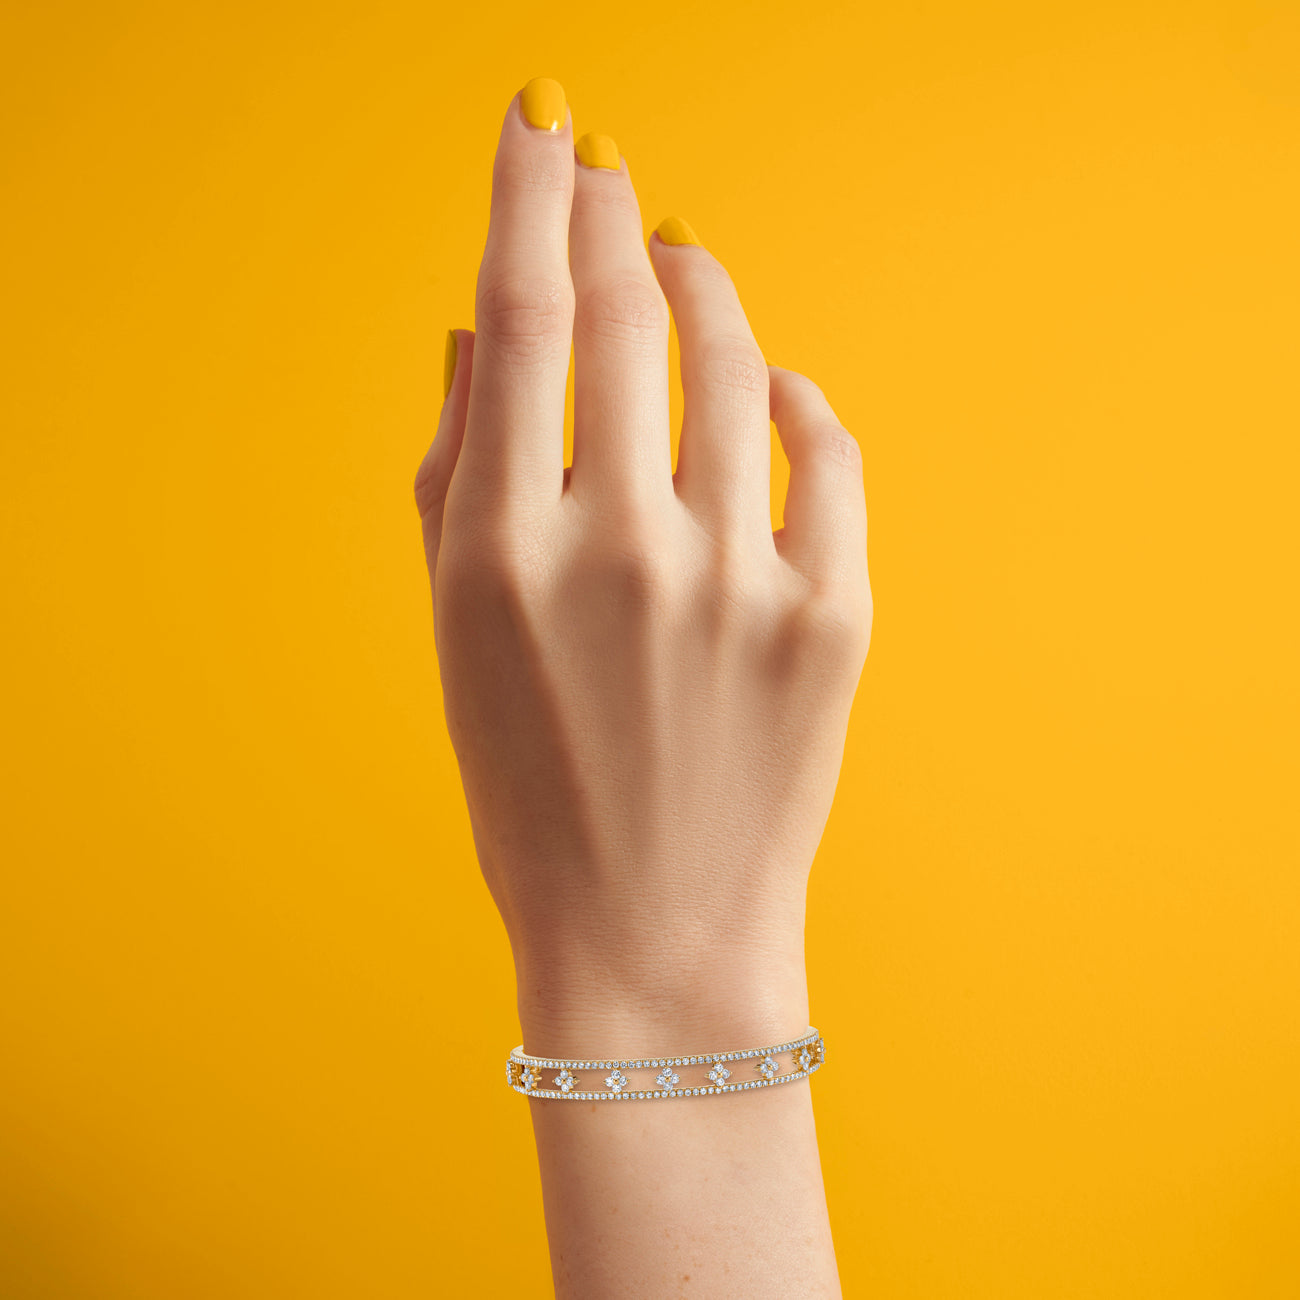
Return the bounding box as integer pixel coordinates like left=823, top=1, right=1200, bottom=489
left=506, top=1027, right=826, bottom=1100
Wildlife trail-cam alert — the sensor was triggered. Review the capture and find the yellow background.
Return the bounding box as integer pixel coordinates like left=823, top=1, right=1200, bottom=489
left=2, top=0, right=1297, bottom=1294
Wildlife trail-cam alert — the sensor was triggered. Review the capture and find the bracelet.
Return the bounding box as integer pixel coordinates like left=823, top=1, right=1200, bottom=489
left=506, top=1026, right=825, bottom=1100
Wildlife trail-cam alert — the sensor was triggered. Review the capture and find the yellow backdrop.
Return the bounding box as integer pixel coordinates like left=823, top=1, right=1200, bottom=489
left=3, top=1, right=1297, bottom=1295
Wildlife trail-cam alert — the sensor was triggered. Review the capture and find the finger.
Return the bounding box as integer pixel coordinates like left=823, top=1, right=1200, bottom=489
left=648, top=219, right=771, bottom=546
left=458, top=78, right=575, bottom=515
left=415, top=328, right=476, bottom=583
left=768, top=365, right=869, bottom=599
left=567, top=134, right=672, bottom=511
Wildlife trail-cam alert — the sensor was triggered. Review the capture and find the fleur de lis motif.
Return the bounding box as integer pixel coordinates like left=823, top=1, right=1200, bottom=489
left=506, top=1061, right=520, bottom=1088
left=792, top=1045, right=813, bottom=1072
left=756, top=1054, right=779, bottom=1081
left=656, top=1065, right=680, bottom=1092
left=813, top=1036, right=826, bottom=1066
left=520, top=1064, right=542, bottom=1091
left=554, top=1068, right=578, bottom=1093
left=706, top=1061, right=732, bottom=1087
left=605, top=1068, right=628, bottom=1093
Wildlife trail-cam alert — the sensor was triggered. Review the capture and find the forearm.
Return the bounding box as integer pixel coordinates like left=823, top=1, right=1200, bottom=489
left=515, top=952, right=841, bottom=1297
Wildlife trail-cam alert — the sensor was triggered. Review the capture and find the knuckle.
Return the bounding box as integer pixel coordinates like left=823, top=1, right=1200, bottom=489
left=576, top=276, right=669, bottom=346
left=592, top=539, right=674, bottom=612
left=791, top=371, right=828, bottom=401
left=413, top=468, right=446, bottom=522
left=496, top=144, right=570, bottom=199
left=578, top=174, right=639, bottom=215
left=689, top=255, right=740, bottom=297
left=786, top=584, right=873, bottom=666
left=818, top=424, right=863, bottom=472
left=698, top=337, right=769, bottom=396
left=437, top=520, right=545, bottom=607
left=477, top=272, right=574, bottom=360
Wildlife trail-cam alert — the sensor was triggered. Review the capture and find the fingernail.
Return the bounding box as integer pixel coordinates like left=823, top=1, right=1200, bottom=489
left=520, top=77, right=567, bottom=131
left=575, top=132, right=621, bottom=171
left=655, top=216, right=701, bottom=247
left=443, top=329, right=457, bottom=398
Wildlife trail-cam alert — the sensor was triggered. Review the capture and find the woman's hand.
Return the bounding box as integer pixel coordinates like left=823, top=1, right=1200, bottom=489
left=414, top=78, right=871, bottom=1060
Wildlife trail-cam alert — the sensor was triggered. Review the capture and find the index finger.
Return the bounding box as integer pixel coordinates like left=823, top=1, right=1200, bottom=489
left=460, top=78, right=575, bottom=513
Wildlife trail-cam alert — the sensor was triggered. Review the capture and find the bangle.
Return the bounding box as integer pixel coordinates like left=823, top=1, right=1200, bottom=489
left=506, top=1026, right=826, bottom=1101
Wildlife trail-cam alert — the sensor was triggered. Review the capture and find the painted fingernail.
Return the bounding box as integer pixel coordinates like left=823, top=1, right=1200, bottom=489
left=575, top=132, right=620, bottom=171
left=655, top=216, right=701, bottom=247
left=520, top=77, right=566, bottom=131
left=443, top=329, right=457, bottom=398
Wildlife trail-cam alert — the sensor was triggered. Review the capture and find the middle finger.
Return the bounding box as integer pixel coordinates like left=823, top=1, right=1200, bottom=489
left=567, top=132, right=673, bottom=514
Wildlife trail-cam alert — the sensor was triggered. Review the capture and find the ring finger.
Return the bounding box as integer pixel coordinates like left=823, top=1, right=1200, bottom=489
left=649, top=222, right=772, bottom=548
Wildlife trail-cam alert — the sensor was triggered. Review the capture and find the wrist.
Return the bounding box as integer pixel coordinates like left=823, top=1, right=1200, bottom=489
left=513, top=933, right=810, bottom=1060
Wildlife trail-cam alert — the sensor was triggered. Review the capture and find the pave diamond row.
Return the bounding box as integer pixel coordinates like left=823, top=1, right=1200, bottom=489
left=506, top=1027, right=826, bottom=1101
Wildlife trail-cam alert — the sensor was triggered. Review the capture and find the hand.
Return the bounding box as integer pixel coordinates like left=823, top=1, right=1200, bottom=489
left=414, top=78, right=871, bottom=1058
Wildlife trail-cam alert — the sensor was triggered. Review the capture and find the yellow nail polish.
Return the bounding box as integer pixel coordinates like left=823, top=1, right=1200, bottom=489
left=443, top=329, right=457, bottom=398
left=520, top=77, right=566, bottom=131
left=655, top=216, right=701, bottom=247
left=575, top=132, right=620, bottom=171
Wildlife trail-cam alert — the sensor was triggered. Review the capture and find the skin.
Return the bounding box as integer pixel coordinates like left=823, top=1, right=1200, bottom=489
left=415, top=86, right=871, bottom=1298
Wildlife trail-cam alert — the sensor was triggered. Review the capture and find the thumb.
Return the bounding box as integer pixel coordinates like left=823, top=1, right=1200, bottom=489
left=414, top=328, right=474, bottom=580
